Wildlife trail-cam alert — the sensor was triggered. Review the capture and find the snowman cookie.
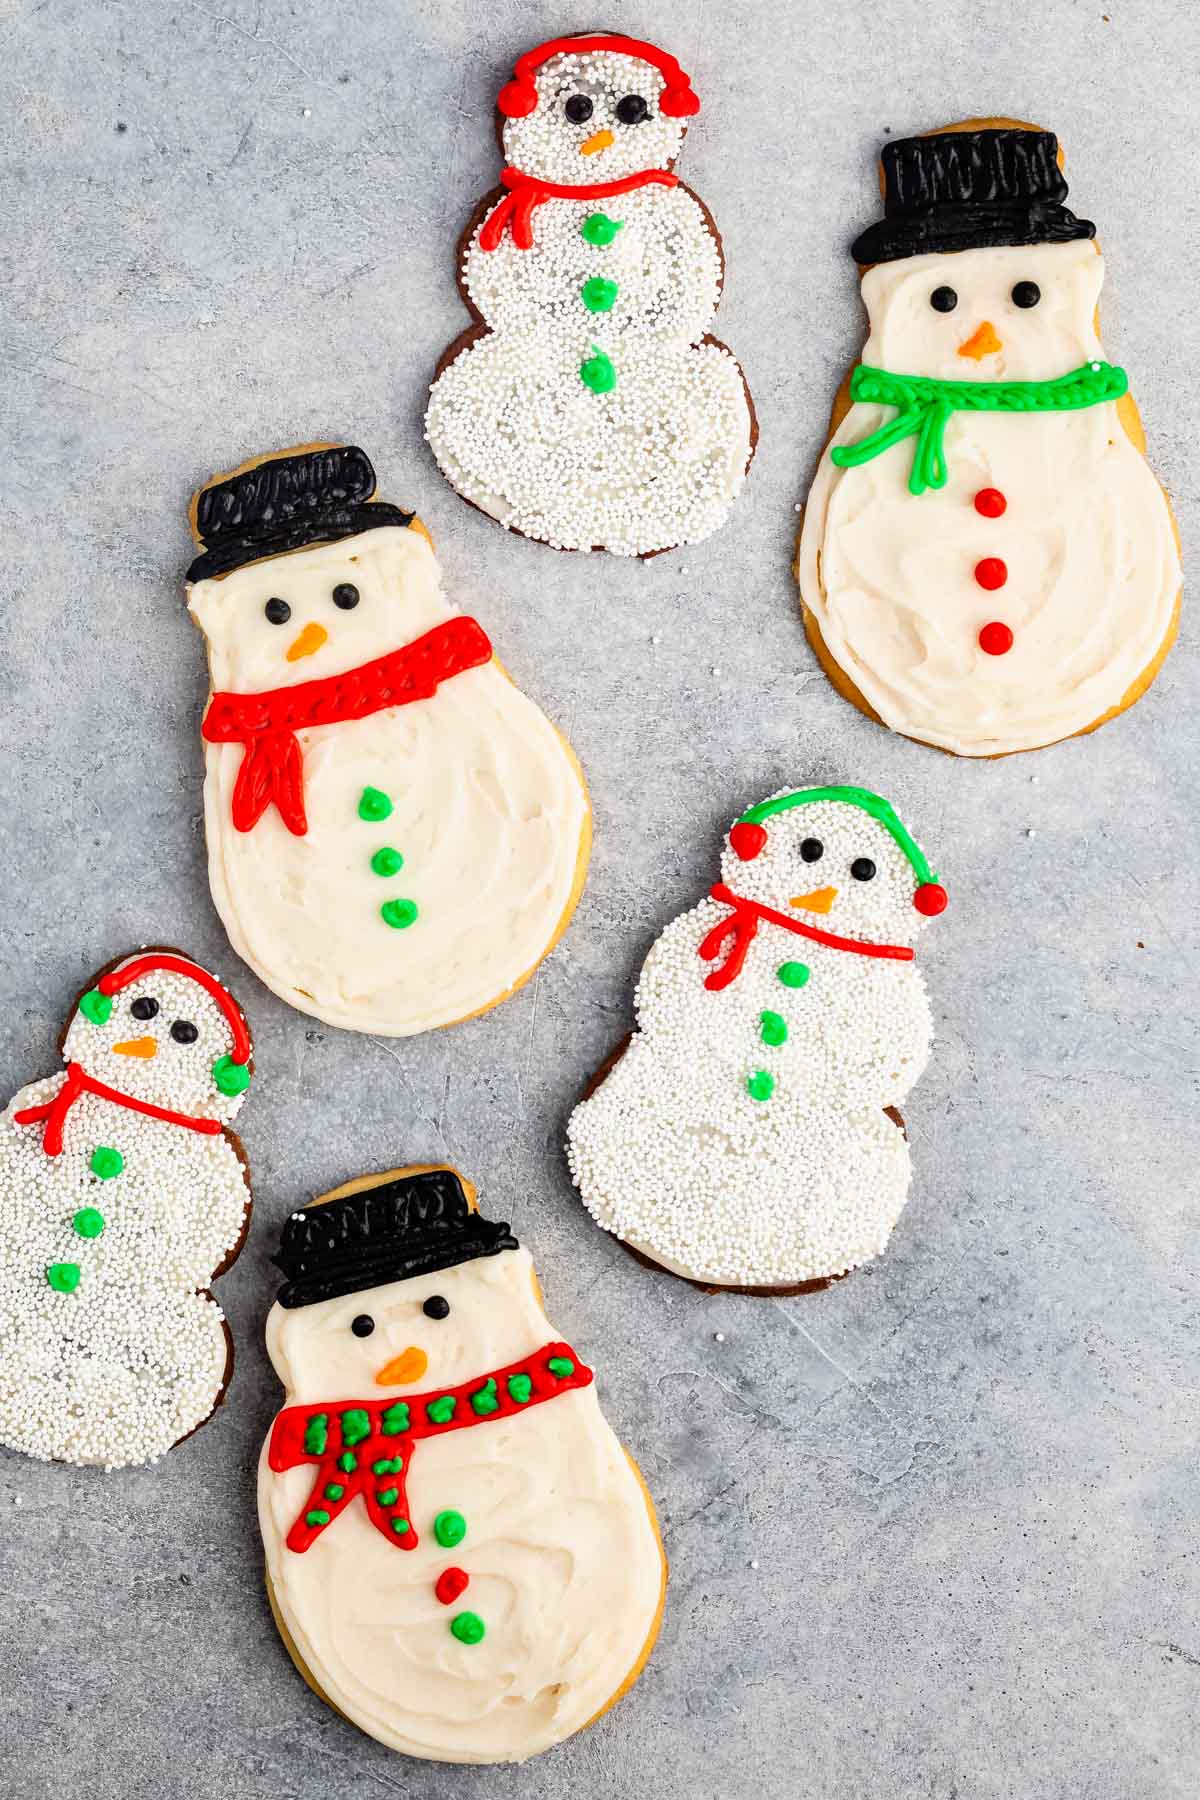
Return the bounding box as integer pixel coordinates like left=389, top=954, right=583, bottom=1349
left=259, top=1164, right=665, bottom=1765
left=0, top=949, right=253, bottom=1467
left=797, top=120, right=1181, bottom=756
left=567, top=787, right=948, bottom=1291
left=425, top=32, right=755, bottom=555
left=187, top=444, right=591, bottom=1035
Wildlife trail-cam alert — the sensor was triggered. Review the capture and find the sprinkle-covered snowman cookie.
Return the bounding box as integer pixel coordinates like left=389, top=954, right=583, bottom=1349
left=187, top=443, right=591, bottom=1036
left=259, top=1165, right=665, bottom=1765
left=0, top=949, right=253, bottom=1467
left=426, top=32, right=755, bottom=555
left=797, top=119, right=1181, bottom=756
left=567, top=787, right=948, bottom=1291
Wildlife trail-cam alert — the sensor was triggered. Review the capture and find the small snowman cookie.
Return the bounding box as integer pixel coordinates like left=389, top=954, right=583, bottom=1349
left=426, top=32, right=755, bottom=555
left=567, top=787, right=948, bottom=1291
left=187, top=443, right=591, bottom=1035
left=259, top=1165, right=665, bottom=1765
left=0, top=949, right=254, bottom=1467
left=797, top=119, right=1181, bottom=756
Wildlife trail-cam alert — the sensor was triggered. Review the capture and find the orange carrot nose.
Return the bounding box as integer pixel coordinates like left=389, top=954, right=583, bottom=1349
left=375, top=1346, right=429, bottom=1387
left=111, top=1037, right=158, bottom=1058
left=957, top=321, right=1002, bottom=361
left=286, top=621, right=329, bottom=662
left=580, top=128, right=614, bottom=156
left=790, top=887, right=838, bottom=915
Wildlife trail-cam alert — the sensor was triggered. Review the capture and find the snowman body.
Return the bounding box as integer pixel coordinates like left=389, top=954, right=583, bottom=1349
left=568, top=795, right=939, bottom=1288
left=0, top=957, right=251, bottom=1467
left=190, top=525, right=588, bottom=1035
left=259, top=1244, right=663, bottom=1764
left=800, top=241, right=1180, bottom=754
left=426, top=43, right=752, bottom=555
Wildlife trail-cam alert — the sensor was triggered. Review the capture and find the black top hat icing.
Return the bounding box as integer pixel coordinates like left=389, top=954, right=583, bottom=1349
left=851, top=129, right=1096, bottom=266
left=272, top=1167, right=519, bottom=1308
left=187, top=444, right=415, bottom=583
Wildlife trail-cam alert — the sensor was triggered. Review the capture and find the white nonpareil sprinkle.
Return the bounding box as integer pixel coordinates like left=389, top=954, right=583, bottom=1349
left=425, top=48, right=751, bottom=556
left=567, top=796, right=938, bottom=1287
left=0, top=964, right=252, bottom=1469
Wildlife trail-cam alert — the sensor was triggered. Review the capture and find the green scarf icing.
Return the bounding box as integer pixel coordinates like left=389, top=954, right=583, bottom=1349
left=830, top=360, right=1128, bottom=497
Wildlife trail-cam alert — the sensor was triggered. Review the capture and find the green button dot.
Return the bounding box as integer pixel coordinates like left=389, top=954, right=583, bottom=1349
left=370, top=846, right=404, bottom=877
left=89, top=1146, right=123, bottom=1181
left=391, top=1517, right=411, bottom=1535
left=434, top=1508, right=467, bottom=1549
left=305, top=1509, right=330, bottom=1527
left=72, top=1207, right=106, bottom=1239
left=776, top=961, right=810, bottom=989
left=507, top=1373, right=532, bottom=1404
left=580, top=346, right=617, bottom=393
left=450, top=1610, right=486, bottom=1646
left=747, top=1070, right=775, bottom=1103
left=46, top=1262, right=81, bottom=1294
left=581, top=211, right=623, bottom=247
left=581, top=275, right=619, bottom=313
left=212, top=1055, right=250, bottom=1097
left=78, top=989, right=112, bottom=1026
left=358, top=786, right=393, bottom=822
left=381, top=898, right=419, bottom=930
left=759, top=1010, right=788, bottom=1047
left=547, top=1356, right=574, bottom=1379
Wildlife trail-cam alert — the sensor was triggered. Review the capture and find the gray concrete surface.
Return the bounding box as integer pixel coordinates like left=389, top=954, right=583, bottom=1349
left=1, top=1, right=1197, bottom=1794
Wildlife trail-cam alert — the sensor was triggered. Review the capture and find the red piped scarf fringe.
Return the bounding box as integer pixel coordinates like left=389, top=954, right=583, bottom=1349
left=698, top=883, right=915, bottom=992
left=15, top=1062, right=225, bottom=1157
left=478, top=165, right=679, bottom=252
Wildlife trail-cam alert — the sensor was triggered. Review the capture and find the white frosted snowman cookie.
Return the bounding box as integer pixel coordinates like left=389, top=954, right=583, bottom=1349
left=258, top=1164, right=665, bottom=1765
left=797, top=120, right=1181, bottom=756
left=426, top=31, right=755, bottom=555
left=567, top=787, right=948, bottom=1291
left=187, top=444, right=591, bottom=1035
left=0, top=948, right=253, bottom=1467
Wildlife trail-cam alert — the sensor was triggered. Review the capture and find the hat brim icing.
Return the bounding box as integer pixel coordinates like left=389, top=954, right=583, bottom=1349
left=275, top=1213, right=518, bottom=1308
left=850, top=201, right=1096, bottom=266
left=186, top=501, right=415, bottom=584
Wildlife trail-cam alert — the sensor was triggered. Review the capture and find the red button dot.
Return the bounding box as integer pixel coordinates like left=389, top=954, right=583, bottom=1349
left=974, top=556, right=1008, bottom=591
left=974, top=487, right=1007, bottom=518
left=435, top=1567, right=470, bottom=1606
left=978, top=621, right=1014, bottom=656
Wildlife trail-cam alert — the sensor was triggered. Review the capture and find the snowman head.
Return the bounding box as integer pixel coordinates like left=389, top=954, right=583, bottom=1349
left=497, top=34, right=698, bottom=186
left=63, top=950, right=252, bottom=1121
left=265, top=1167, right=541, bottom=1403
left=187, top=444, right=434, bottom=693
left=721, top=786, right=947, bottom=949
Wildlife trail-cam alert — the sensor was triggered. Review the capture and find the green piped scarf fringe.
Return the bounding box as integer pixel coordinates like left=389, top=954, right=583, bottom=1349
left=830, top=360, right=1129, bottom=497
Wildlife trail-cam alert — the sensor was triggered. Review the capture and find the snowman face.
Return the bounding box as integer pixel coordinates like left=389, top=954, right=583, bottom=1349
left=720, top=797, right=931, bottom=948
left=188, top=526, right=441, bottom=694
left=861, top=240, right=1104, bottom=382
left=502, top=50, right=685, bottom=185
left=266, top=1246, right=546, bottom=1403
left=63, top=961, right=247, bottom=1120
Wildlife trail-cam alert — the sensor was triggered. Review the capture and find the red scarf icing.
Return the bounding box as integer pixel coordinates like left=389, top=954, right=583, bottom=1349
left=269, top=1341, right=592, bottom=1553
left=698, top=882, right=915, bottom=992
left=14, top=1062, right=225, bottom=1158
left=202, top=617, right=493, bottom=836
left=478, top=166, right=679, bottom=252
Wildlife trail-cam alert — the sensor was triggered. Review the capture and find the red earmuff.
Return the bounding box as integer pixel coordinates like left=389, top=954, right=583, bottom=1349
left=729, top=822, right=767, bottom=862
left=913, top=883, right=948, bottom=916
left=496, top=35, right=699, bottom=121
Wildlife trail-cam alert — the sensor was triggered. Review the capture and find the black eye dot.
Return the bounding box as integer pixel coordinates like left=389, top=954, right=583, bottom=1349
left=800, top=838, right=824, bottom=863
left=423, top=1295, right=450, bottom=1320
left=615, top=93, right=649, bottom=125
left=850, top=857, right=877, bottom=882
left=130, top=997, right=159, bottom=1020
left=332, top=583, right=360, bottom=610
left=264, top=597, right=291, bottom=625
left=170, top=1019, right=199, bottom=1044
left=930, top=286, right=958, bottom=313
left=564, top=94, right=593, bottom=124
left=350, top=1313, right=375, bottom=1338
left=1011, top=280, right=1041, bottom=309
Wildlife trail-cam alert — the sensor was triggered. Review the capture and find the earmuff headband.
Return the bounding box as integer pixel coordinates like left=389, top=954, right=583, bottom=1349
left=497, top=35, right=700, bottom=121
left=730, top=786, right=947, bottom=916
left=99, top=954, right=252, bottom=1064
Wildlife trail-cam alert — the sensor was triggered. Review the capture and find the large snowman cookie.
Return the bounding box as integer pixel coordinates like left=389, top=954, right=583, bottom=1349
left=426, top=32, right=755, bottom=556
left=567, top=787, right=948, bottom=1291
left=187, top=444, right=591, bottom=1035
left=797, top=119, right=1181, bottom=756
left=259, top=1164, right=665, bottom=1765
left=0, top=949, right=254, bottom=1467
